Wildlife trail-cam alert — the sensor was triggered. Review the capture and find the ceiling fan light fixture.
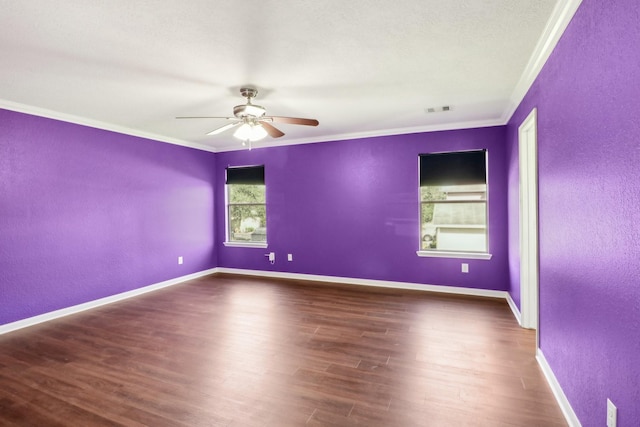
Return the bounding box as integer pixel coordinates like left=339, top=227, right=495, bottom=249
left=233, top=123, right=267, bottom=142
left=233, top=123, right=252, bottom=140
left=177, top=87, right=318, bottom=144
left=251, top=123, right=268, bottom=140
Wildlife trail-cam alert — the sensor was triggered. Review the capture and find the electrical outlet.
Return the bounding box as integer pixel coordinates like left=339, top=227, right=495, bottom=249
left=178, top=256, right=183, bottom=265
left=287, top=253, right=293, bottom=261
left=461, top=263, right=469, bottom=273
left=607, top=399, right=617, bottom=427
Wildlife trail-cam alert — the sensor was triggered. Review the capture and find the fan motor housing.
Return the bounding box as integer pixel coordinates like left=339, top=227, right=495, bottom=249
left=234, top=104, right=266, bottom=118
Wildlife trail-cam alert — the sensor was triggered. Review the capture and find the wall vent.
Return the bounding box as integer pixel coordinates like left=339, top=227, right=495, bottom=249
left=425, top=106, right=452, bottom=113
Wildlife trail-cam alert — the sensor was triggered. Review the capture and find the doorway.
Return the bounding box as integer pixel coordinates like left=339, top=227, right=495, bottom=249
left=518, top=108, right=539, bottom=330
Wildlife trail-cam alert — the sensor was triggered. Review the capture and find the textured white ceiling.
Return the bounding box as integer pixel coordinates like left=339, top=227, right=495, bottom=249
left=0, top=0, right=567, bottom=152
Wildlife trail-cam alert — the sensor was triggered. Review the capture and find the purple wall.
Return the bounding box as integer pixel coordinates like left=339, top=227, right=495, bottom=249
left=11, top=4, right=637, bottom=421
left=507, top=0, right=640, bottom=425
left=216, top=127, right=509, bottom=291
left=0, top=109, right=217, bottom=326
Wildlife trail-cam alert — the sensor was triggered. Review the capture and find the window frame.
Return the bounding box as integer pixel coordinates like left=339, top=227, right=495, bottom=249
left=416, top=150, right=492, bottom=260
left=223, top=166, right=268, bottom=249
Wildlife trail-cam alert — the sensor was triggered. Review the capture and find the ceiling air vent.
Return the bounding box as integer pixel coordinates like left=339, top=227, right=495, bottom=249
left=425, top=106, right=452, bottom=113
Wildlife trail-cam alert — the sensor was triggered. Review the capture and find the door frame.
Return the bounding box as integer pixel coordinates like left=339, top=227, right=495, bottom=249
left=518, top=108, right=539, bottom=331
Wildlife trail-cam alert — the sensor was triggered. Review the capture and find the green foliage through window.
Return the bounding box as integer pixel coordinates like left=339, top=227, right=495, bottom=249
left=227, top=184, right=266, bottom=243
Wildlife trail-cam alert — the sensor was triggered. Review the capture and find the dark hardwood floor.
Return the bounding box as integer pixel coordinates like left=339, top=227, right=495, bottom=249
left=0, top=274, right=566, bottom=426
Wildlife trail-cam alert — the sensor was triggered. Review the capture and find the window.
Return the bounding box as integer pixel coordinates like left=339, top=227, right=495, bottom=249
left=418, top=150, right=490, bottom=258
left=225, top=165, right=266, bottom=246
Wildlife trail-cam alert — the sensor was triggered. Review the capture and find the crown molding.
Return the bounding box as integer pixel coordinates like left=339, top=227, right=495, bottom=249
left=0, top=99, right=217, bottom=153
left=198, top=0, right=584, bottom=153
left=213, top=118, right=505, bottom=152
left=2, top=2, right=583, bottom=155
left=501, top=0, right=583, bottom=123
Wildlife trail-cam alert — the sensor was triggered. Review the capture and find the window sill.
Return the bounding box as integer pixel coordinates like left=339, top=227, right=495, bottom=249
left=416, top=250, right=492, bottom=260
left=224, top=241, right=268, bottom=248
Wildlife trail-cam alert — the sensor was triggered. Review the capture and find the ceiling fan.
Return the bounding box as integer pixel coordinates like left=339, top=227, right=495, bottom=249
left=176, top=87, right=319, bottom=142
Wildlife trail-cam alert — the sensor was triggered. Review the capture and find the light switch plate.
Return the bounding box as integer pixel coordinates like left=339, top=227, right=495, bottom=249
left=461, top=263, right=469, bottom=273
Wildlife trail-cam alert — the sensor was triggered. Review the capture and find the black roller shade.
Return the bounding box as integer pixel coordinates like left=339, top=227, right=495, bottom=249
left=419, top=150, right=486, bottom=187
left=225, top=165, right=265, bottom=185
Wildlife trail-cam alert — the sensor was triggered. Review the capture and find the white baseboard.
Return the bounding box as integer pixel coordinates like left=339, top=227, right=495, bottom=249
left=2, top=265, right=578, bottom=427
left=0, top=268, right=217, bottom=336
left=2, top=267, right=518, bottom=336
left=214, top=267, right=509, bottom=299
left=536, top=349, right=581, bottom=427
left=506, top=293, right=522, bottom=326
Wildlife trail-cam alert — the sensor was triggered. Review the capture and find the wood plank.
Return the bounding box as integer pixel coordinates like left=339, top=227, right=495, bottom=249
left=0, top=274, right=567, bottom=426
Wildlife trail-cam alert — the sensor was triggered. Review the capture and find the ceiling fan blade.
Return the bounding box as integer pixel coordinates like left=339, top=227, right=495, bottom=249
left=267, top=116, right=319, bottom=126
left=175, top=116, right=235, bottom=120
left=206, top=122, right=240, bottom=135
left=260, top=121, right=285, bottom=138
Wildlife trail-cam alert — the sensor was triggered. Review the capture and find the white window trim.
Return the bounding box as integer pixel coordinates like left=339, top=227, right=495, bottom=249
left=416, top=250, right=492, bottom=260
left=224, top=241, right=268, bottom=248
left=224, top=171, right=267, bottom=248
left=418, top=150, right=490, bottom=258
